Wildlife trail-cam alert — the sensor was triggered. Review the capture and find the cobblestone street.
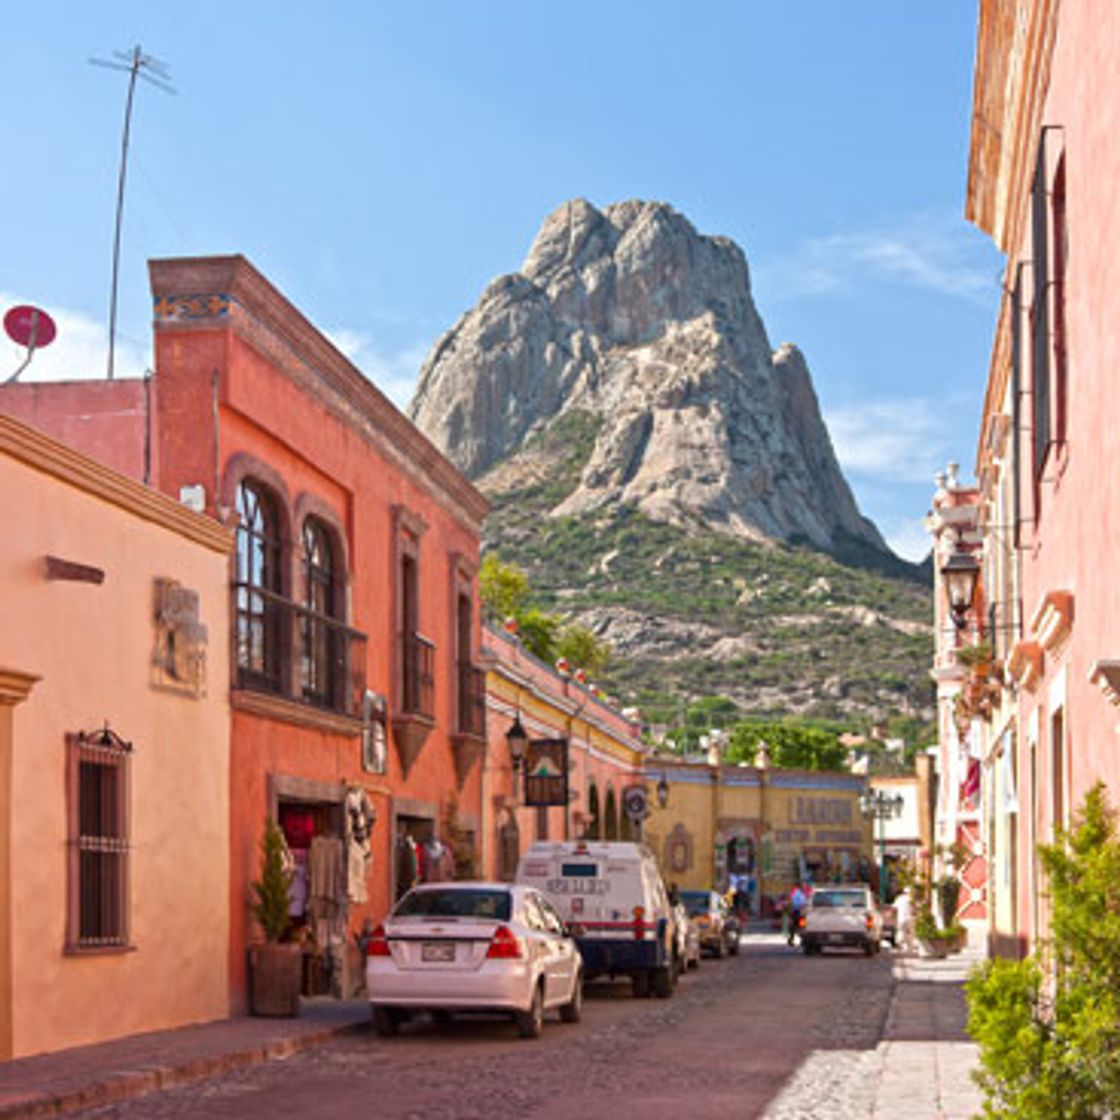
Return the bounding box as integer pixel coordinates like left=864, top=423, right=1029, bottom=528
left=69, top=933, right=902, bottom=1120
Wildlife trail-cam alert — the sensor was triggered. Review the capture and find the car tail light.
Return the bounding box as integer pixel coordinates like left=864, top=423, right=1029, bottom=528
left=798, top=915, right=806, bottom=929
left=865, top=913, right=875, bottom=931
left=486, top=925, right=523, bottom=959
left=367, top=924, right=391, bottom=957
left=633, top=906, right=646, bottom=939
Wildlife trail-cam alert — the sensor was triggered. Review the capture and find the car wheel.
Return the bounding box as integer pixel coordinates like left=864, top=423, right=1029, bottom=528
left=371, top=1007, right=401, bottom=1036
left=728, top=934, right=740, bottom=956
left=559, top=972, right=583, bottom=1023
left=688, top=954, right=700, bottom=970
left=652, top=965, right=674, bottom=999
left=714, top=936, right=726, bottom=960
left=863, top=941, right=875, bottom=957
left=631, top=971, right=651, bottom=998
left=516, top=982, right=544, bottom=1039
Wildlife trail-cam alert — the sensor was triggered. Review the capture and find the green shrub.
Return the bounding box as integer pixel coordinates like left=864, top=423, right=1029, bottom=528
left=251, top=818, right=292, bottom=943
left=966, top=784, right=1120, bottom=1117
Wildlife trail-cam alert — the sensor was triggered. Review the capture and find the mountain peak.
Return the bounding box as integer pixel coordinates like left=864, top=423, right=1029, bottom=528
left=409, top=199, right=887, bottom=558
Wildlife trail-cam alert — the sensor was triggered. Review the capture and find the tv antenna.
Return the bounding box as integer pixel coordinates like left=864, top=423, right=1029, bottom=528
left=90, top=44, right=175, bottom=380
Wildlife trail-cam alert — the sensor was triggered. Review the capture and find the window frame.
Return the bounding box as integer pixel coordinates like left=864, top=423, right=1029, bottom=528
left=65, top=730, right=132, bottom=954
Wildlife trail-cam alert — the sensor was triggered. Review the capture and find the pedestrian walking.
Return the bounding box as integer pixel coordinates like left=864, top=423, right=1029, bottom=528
left=787, top=882, right=808, bottom=945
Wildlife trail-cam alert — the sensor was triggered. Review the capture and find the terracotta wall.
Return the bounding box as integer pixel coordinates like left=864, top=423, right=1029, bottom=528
left=0, top=416, right=231, bottom=1057
left=147, top=258, right=488, bottom=1007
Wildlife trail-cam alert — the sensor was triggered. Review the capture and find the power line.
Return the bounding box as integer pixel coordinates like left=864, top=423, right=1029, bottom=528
left=90, top=45, right=175, bottom=380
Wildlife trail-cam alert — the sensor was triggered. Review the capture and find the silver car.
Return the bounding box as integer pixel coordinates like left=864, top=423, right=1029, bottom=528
left=366, top=882, right=583, bottom=1039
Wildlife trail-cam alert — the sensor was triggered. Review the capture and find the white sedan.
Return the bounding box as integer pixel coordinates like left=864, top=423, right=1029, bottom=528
left=366, top=882, right=583, bottom=1039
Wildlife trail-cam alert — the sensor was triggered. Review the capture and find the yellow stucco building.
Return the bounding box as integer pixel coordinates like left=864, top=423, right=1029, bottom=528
left=642, top=760, right=873, bottom=914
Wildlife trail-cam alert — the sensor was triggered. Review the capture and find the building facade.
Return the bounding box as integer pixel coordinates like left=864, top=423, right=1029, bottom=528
left=2, top=255, right=491, bottom=1008
left=481, top=624, right=648, bottom=879
left=965, top=0, right=1120, bottom=956
left=642, top=758, right=872, bottom=914
left=0, top=415, right=231, bottom=1057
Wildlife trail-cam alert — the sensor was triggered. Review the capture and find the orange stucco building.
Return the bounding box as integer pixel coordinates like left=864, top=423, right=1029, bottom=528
left=0, top=414, right=232, bottom=1057
left=4, top=256, right=490, bottom=1009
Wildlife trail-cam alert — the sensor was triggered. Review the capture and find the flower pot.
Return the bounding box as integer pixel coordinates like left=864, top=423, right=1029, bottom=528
left=249, top=942, right=302, bottom=1017
left=918, top=938, right=949, bottom=960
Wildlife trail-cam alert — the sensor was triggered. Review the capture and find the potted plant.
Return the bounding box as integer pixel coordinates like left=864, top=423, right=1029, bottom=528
left=914, top=908, right=949, bottom=959
left=248, top=817, right=301, bottom=1017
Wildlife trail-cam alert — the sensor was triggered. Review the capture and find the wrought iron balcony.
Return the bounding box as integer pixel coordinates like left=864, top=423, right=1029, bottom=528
left=233, top=582, right=367, bottom=717
left=456, top=660, right=486, bottom=739
left=400, top=632, right=435, bottom=720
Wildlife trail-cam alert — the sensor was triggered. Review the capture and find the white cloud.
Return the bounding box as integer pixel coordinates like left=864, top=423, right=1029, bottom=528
left=0, top=294, right=147, bottom=383
left=325, top=328, right=428, bottom=411
left=759, top=215, right=998, bottom=305
left=825, top=397, right=952, bottom=483
left=882, top=517, right=934, bottom=564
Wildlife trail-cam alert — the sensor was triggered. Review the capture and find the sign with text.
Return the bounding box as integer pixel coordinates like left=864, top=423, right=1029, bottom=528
left=523, top=738, right=569, bottom=807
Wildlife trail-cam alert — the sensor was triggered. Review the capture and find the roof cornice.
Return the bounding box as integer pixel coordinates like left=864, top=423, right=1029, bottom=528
left=0, top=414, right=233, bottom=554
left=148, top=255, right=490, bottom=530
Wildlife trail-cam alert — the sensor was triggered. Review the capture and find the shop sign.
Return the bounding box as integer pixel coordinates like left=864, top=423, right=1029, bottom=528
left=622, top=783, right=649, bottom=824
left=523, top=738, right=568, bottom=806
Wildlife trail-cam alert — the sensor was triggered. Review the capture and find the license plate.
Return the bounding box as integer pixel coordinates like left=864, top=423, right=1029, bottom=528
left=421, top=942, right=455, bottom=963
left=826, top=933, right=843, bottom=943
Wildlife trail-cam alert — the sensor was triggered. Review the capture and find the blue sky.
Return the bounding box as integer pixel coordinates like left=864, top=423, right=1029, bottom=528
left=1, top=2, right=1003, bottom=560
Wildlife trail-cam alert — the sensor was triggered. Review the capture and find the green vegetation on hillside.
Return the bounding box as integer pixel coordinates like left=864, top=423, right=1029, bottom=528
left=482, top=409, right=935, bottom=743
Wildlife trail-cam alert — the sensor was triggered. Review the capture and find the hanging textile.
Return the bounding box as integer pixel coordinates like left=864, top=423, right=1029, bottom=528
left=308, top=835, right=344, bottom=923
left=346, top=788, right=375, bottom=904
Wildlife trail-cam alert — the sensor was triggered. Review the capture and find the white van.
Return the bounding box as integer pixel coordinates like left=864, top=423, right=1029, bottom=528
left=515, top=840, right=677, bottom=998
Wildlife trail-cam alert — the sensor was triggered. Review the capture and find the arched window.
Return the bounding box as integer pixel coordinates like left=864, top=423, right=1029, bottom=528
left=300, top=518, right=337, bottom=706
left=604, top=787, right=619, bottom=841
left=235, top=480, right=283, bottom=690
left=586, top=784, right=601, bottom=840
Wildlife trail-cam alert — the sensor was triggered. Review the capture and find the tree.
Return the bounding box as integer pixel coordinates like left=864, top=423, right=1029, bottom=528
left=966, top=783, right=1120, bottom=1117
left=479, top=552, right=528, bottom=623
left=516, top=607, right=561, bottom=664
left=725, top=721, right=847, bottom=771
left=556, top=623, right=612, bottom=677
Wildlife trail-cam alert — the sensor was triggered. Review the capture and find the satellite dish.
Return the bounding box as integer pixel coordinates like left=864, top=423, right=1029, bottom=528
left=5, top=305, right=57, bottom=384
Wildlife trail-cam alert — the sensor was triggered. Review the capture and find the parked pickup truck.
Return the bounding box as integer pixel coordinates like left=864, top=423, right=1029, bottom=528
left=799, top=885, right=882, bottom=956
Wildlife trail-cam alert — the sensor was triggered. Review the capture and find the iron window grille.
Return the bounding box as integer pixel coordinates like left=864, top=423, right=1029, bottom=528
left=66, top=728, right=131, bottom=952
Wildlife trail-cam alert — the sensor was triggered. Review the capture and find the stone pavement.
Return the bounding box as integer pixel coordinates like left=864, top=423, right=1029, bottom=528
left=0, top=999, right=370, bottom=1119
left=870, top=940, right=985, bottom=1120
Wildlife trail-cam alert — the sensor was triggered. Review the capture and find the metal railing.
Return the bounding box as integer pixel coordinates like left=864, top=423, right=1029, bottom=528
left=233, top=582, right=367, bottom=717
left=400, top=632, right=435, bottom=719
left=456, top=660, right=486, bottom=738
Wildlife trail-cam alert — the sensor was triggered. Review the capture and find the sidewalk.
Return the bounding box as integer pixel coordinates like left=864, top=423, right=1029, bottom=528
left=870, top=941, right=985, bottom=1120
left=0, top=999, right=371, bottom=1119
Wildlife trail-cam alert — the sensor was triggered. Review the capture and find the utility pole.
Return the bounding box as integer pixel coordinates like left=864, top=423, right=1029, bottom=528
left=90, top=45, right=174, bottom=379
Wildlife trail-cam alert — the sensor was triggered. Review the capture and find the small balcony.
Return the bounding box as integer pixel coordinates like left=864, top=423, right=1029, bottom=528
left=456, top=661, right=487, bottom=739
left=233, top=582, right=367, bottom=720
left=393, top=632, right=436, bottom=778
left=451, top=659, right=487, bottom=787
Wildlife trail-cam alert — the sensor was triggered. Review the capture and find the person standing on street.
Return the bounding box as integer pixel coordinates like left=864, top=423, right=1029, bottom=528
left=787, top=882, right=808, bottom=945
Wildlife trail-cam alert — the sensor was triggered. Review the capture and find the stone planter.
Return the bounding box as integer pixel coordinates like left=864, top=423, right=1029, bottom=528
left=249, top=942, right=302, bottom=1017
left=918, top=937, right=949, bottom=960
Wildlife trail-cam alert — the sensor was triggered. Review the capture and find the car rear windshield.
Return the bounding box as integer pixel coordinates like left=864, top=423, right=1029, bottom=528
left=394, top=888, right=512, bottom=921
left=679, top=891, right=711, bottom=915
left=811, top=890, right=867, bottom=909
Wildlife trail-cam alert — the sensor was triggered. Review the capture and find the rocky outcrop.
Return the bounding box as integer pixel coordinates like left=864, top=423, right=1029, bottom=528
left=409, top=198, right=886, bottom=555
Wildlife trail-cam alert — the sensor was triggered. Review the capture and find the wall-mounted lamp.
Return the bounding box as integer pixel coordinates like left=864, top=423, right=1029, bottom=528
left=506, top=714, right=528, bottom=768
left=940, top=548, right=980, bottom=630
left=656, top=774, right=670, bottom=809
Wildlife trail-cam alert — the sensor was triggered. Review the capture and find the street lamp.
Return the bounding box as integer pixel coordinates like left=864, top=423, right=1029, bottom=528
left=506, top=714, right=528, bottom=798
left=861, top=789, right=905, bottom=904
left=940, top=547, right=980, bottom=630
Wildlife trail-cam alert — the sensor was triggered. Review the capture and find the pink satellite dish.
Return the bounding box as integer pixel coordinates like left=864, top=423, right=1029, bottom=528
left=5, top=305, right=57, bottom=349
left=5, top=305, right=57, bottom=383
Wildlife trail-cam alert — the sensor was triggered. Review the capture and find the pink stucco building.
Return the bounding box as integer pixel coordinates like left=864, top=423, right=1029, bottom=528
left=965, top=0, right=1120, bottom=956
left=0, top=415, right=232, bottom=1057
